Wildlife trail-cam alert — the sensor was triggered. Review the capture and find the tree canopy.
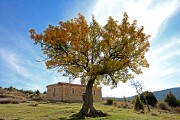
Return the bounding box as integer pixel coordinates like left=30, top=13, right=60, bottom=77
left=140, top=91, right=158, bottom=107
left=30, top=13, right=150, bottom=87
left=165, top=91, right=180, bottom=107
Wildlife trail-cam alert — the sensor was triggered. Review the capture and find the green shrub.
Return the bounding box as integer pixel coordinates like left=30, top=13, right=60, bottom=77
left=123, top=96, right=128, bottom=105
left=5, top=86, right=16, bottom=91
left=140, top=91, right=157, bottom=107
left=35, top=90, right=40, bottom=95
left=134, top=96, right=144, bottom=111
left=157, top=101, right=169, bottom=111
left=20, top=90, right=34, bottom=94
left=106, top=98, right=114, bottom=105
left=165, top=91, right=179, bottom=107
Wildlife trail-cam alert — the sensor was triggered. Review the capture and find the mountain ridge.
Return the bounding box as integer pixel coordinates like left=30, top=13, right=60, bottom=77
left=107, top=87, right=180, bottom=101
left=153, top=87, right=180, bottom=101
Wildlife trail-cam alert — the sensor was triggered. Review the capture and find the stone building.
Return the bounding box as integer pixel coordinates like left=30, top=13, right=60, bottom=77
left=46, top=82, right=102, bottom=102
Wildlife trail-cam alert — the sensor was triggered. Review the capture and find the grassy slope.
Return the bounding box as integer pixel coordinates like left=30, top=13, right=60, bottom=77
left=0, top=102, right=179, bottom=120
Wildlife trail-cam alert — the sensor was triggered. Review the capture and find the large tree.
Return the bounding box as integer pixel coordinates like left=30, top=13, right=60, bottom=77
left=29, top=13, right=150, bottom=117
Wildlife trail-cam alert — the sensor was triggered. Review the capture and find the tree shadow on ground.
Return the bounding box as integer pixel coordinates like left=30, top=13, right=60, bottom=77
left=58, top=118, right=67, bottom=120
left=58, top=110, right=109, bottom=120
left=57, top=116, right=85, bottom=120
left=69, top=111, right=109, bottom=120
left=57, top=113, right=85, bottom=120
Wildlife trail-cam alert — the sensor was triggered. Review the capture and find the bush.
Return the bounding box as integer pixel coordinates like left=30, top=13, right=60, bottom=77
left=134, top=96, right=144, bottom=111
left=20, top=90, right=34, bottom=94
left=35, top=90, right=40, bottom=95
left=0, top=98, right=20, bottom=104
left=140, top=91, right=158, bottom=107
left=123, top=96, right=127, bottom=104
left=11, top=99, right=20, bottom=104
left=5, top=86, right=16, bottom=91
left=165, top=91, right=179, bottom=107
left=28, top=103, right=38, bottom=107
left=106, top=98, right=114, bottom=105
left=173, top=107, right=180, bottom=113
left=157, top=101, right=169, bottom=111
left=131, top=97, right=136, bottom=104
left=31, top=97, right=43, bottom=101
left=0, top=94, right=5, bottom=98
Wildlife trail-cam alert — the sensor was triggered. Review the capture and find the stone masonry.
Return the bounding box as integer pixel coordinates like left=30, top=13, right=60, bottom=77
left=46, top=82, right=102, bottom=102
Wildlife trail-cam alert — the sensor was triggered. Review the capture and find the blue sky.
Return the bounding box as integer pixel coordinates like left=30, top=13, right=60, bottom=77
left=0, top=0, right=180, bottom=97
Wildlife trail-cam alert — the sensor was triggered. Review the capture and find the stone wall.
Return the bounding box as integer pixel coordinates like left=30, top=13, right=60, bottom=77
left=47, top=84, right=63, bottom=101
left=47, top=82, right=102, bottom=102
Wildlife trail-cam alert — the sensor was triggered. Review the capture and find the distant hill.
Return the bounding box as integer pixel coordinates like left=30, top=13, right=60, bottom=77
left=153, top=87, right=180, bottom=101
left=108, top=87, right=180, bottom=101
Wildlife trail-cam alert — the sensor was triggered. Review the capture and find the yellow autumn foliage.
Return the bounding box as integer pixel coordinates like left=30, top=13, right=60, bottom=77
left=29, top=13, right=150, bottom=87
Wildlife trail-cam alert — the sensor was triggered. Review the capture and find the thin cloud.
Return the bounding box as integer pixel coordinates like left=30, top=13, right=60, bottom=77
left=0, top=48, right=60, bottom=92
left=0, top=49, right=32, bottom=78
left=91, top=0, right=179, bottom=38
left=138, top=36, right=180, bottom=92
left=149, top=38, right=180, bottom=58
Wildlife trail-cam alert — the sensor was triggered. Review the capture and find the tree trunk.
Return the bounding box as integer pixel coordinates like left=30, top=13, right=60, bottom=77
left=72, top=75, right=107, bottom=118
left=139, top=94, right=150, bottom=112
left=80, top=75, right=98, bottom=116
left=144, top=97, right=150, bottom=112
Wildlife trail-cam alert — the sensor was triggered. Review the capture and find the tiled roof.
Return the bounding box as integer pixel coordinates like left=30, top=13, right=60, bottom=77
left=46, top=82, right=86, bottom=87
left=46, top=82, right=101, bottom=88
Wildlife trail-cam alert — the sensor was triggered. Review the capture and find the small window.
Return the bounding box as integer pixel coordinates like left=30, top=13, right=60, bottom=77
left=72, top=88, right=75, bottom=94
left=93, top=90, right=96, bottom=95
left=53, top=88, right=56, bottom=97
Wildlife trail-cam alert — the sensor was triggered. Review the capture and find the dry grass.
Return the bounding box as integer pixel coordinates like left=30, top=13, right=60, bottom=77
left=115, top=101, right=133, bottom=109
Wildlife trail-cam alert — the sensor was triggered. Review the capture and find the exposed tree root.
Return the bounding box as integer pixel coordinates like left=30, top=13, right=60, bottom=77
left=70, top=109, right=108, bottom=119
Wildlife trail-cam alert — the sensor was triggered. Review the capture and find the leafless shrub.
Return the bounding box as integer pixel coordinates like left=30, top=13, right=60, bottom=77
left=28, top=103, right=38, bottom=107
left=0, top=98, right=20, bottom=104
left=157, top=101, right=169, bottom=111
left=173, top=107, right=180, bottom=114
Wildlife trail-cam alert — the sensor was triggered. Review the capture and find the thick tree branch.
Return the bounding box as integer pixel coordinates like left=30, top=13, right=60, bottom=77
left=73, top=60, right=87, bottom=71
